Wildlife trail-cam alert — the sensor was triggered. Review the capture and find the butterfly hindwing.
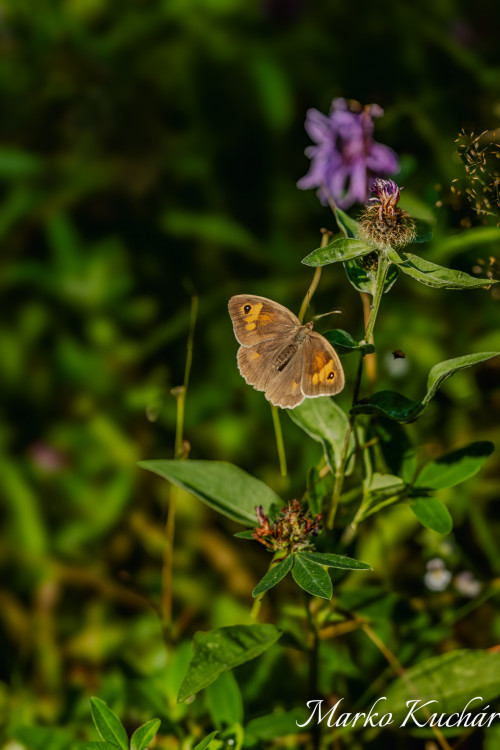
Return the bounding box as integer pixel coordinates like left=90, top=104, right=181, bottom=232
left=237, top=339, right=282, bottom=392
left=229, top=294, right=299, bottom=347
left=301, top=332, right=345, bottom=398
left=263, top=347, right=305, bottom=409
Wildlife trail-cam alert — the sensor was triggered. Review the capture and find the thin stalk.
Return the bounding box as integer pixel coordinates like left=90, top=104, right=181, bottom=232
left=162, top=295, right=198, bottom=641
left=270, top=404, right=287, bottom=477
left=298, top=229, right=331, bottom=323
left=305, top=594, right=321, bottom=750
left=362, top=624, right=453, bottom=750
left=326, top=254, right=389, bottom=530
left=363, top=253, right=389, bottom=343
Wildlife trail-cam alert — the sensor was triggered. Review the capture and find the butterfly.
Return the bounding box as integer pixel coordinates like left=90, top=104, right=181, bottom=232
left=228, top=294, right=345, bottom=409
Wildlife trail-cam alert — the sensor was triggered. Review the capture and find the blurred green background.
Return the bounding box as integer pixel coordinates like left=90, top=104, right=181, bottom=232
left=1, top=0, right=500, bottom=747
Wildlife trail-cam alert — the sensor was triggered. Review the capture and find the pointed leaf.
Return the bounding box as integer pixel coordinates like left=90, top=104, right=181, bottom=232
left=252, top=555, right=294, bottom=596
left=138, top=460, right=282, bottom=525
left=193, top=731, right=219, bottom=750
left=350, top=391, right=420, bottom=422
left=415, top=441, right=494, bottom=490
left=288, top=397, right=352, bottom=471
left=412, top=219, right=433, bottom=243
left=423, top=352, right=500, bottom=407
left=130, top=719, right=161, bottom=750
left=302, top=237, right=375, bottom=267
left=389, top=250, right=496, bottom=289
left=292, top=554, right=332, bottom=599
left=178, top=624, right=281, bottom=701
left=323, top=329, right=375, bottom=355
left=299, top=551, right=372, bottom=571
left=334, top=206, right=361, bottom=239
left=351, top=352, right=500, bottom=422
left=410, top=496, right=453, bottom=534
left=385, top=649, right=500, bottom=725
left=344, top=257, right=399, bottom=296
left=245, top=709, right=309, bottom=740
left=233, top=530, right=255, bottom=539
left=89, top=698, right=128, bottom=750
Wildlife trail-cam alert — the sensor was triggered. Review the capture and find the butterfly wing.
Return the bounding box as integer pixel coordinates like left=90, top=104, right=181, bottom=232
left=264, top=347, right=305, bottom=409
left=301, top=332, right=345, bottom=398
left=237, top=339, right=283, bottom=392
left=237, top=339, right=305, bottom=408
left=228, top=294, right=299, bottom=347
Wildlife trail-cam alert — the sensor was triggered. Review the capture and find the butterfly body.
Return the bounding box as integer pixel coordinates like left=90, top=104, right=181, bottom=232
left=228, top=294, right=344, bottom=409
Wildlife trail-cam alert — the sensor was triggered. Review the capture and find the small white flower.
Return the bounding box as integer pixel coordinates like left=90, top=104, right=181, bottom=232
left=424, top=558, right=452, bottom=591
left=454, top=571, right=482, bottom=598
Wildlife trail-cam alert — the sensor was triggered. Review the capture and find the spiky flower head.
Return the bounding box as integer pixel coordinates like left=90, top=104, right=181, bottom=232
left=252, top=500, right=321, bottom=555
left=359, top=178, right=416, bottom=249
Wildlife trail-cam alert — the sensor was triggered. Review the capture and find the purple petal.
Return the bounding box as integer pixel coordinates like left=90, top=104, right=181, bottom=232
left=345, top=160, right=369, bottom=206
left=366, top=142, right=399, bottom=174
left=304, top=108, right=333, bottom=143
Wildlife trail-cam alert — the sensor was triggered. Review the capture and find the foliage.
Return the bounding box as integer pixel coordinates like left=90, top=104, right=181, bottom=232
left=2, top=2, right=500, bottom=750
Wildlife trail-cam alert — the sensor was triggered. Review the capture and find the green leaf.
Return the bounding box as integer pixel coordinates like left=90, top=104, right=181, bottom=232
left=299, top=551, right=372, bottom=571
left=292, top=554, right=332, bottom=599
left=351, top=391, right=420, bottom=422
left=193, top=731, right=219, bottom=750
left=305, top=465, right=331, bottom=516
left=130, top=719, right=161, bottom=750
left=385, top=649, right=500, bottom=726
left=206, top=670, right=244, bottom=727
left=410, top=496, right=453, bottom=534
left=423, top=352, right=500, bottom=407
left=351, top=352, right=500, bottom=423
left=252, top=555, right=294, bottom=596
left=344, top=257, right=399, bottom=296
left=374, top=418, right=416, bottom=481
left=90, top=698, right=128, bottom=750
left=288, top=397, right=351, bottom=471
left=245, top=709, right=309, bottom=740
left=415, top=441, right=495, bottom=490
left=138, top=460, right=282, bottom=526
left=388, top=249, right=496, bottom=289
left=233, top=530, right=255, bottom=539
left=323, top=329, right=375, bottom=355
left=302, top=237, right=375, bottom=266
left=334, top=206, right=361, bottom=238
left=412, top=218, right=433, bottom=244
left=178, top=624, right=281, bottom=701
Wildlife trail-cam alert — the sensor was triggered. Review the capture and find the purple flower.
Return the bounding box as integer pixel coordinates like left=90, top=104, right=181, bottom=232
left=297, top=98, right=399, bottom=209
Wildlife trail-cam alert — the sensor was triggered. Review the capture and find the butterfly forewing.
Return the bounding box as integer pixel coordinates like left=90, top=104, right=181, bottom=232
left=228, top=294, right=299, bottom=347
left=301, top=333, right=345, bottom=398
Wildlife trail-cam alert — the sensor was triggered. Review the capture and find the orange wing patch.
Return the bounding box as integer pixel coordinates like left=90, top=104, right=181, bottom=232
left=241, top=302, right=276, bottom=331
left=311, top=354, right=336, bottom=385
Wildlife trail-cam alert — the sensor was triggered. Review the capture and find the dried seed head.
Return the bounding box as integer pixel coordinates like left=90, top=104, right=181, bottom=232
left=359, top=179, right=416, bottom=249
left=252, top=500, right=322, bottom=554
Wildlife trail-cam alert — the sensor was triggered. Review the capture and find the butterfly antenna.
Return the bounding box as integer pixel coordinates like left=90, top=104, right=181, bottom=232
left=312, top=310, right=342, bottom=323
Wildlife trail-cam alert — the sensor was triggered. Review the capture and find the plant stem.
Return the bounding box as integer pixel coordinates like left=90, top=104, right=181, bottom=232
left=162, top=294, right=198, bottom=641
left=299, top=229, right=331, bottom=323
left=305, top=594, right=321, bottom=750
left=271, top=404, right=287, bottom=477
left=326, top=254, right=389, bottom=530
left=363, top=253, right=389, bottom=343
left=362, top=623, right=453, bottom=750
